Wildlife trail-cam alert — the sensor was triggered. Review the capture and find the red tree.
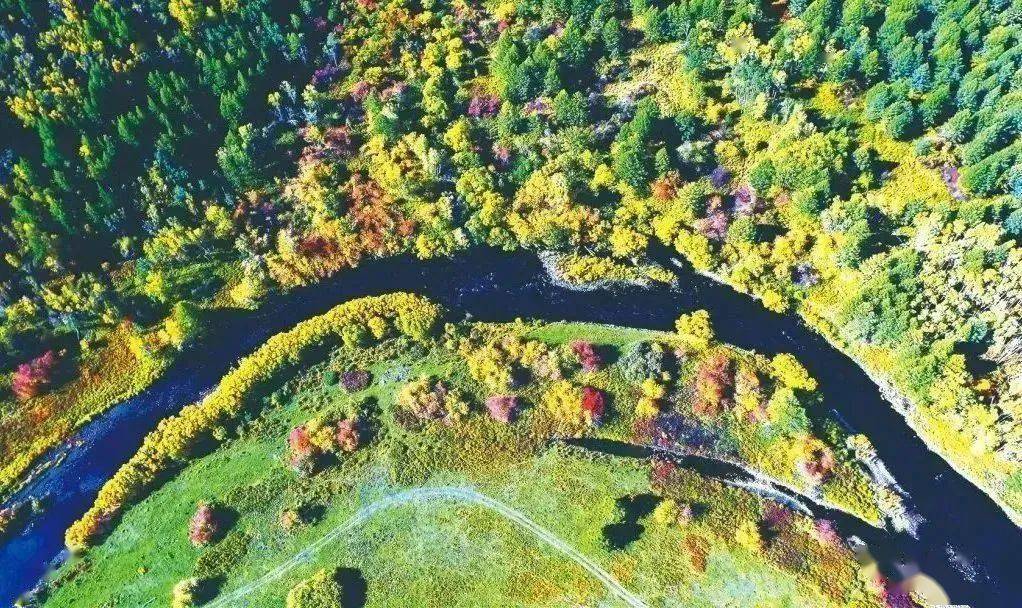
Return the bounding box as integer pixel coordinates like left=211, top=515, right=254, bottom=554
left=581, top=387, right=606, bottom=426
left=335, top=419, right=361, bottom=453
left=288, top=426, right=314, bottom=457
left=571, top=341, right=603, bottom=372
left=12, top=350, right=58, bottom=400
left=485, top=395, right=519, bottom=423
left=188, top=503, right=218, bottom=546
left=693, top=352, right=734, bottom=418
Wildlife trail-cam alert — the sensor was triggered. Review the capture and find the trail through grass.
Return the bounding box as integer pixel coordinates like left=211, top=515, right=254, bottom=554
left=205, top=486, right=650, bottom=608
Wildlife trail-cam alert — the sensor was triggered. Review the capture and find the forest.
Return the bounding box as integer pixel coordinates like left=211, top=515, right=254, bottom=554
left=1, top=0, right=1021, bottom=546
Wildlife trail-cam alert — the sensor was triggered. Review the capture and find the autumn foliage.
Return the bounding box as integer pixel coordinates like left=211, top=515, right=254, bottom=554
left=12, top=350, right=58, bottom=400
left=485, top=395, right=519, bottom=423
left=188, top=503, right=218, bottom=547
left=570, top=340, right=603, bottom=372
left=693, top=351, right=734, bottom=418
left=580, top=386, right=606, bottom=426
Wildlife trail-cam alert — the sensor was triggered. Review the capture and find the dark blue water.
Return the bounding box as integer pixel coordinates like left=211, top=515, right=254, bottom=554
left=1, top=251, right=1019, bottom=606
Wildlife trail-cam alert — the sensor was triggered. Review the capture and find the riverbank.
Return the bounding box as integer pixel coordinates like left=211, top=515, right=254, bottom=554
left=1, top=251, right=1019, bottom=606
left=541, top=257, right=916, bottom=534
left=670, top=257, right=1022, bottom=529
left=0, top=327, right=170, bottom=503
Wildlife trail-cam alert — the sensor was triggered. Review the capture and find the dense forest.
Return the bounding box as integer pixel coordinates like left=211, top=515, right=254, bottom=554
left=1, top=0, right=1021, bottom=519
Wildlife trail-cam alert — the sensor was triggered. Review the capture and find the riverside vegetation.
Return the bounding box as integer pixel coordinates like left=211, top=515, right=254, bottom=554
left=40, top=294, right=911, bottom=607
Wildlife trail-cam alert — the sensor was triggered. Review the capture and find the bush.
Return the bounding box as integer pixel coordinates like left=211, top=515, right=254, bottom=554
left=340, top=369, right=371, bottom=392
left=188, top=503, right=218, bottom=547
left=570, top=340, right=603, bottom=371
left=164, top=301, right=204, bottom=349
left=286, top=568, right=344, bottom=608
left=693, top=351, right=733, bottom=418
left=396, top=376, right=469, bottom=423
left=194, top=530, right=250, bottom=580
left=485, top=395, right=519, bottom=423
left=581, top=386, right=607, bottom=426
left=675, top=310, right=714, bottom=350
left=12, top=350, right=58, bottom=400
left=288, top=425, right=318, bottom=475
left=171, top=578, right=199, bottom=608
left=618, top=341, right=666, bottom=382
left=335, top=419, right=360, bottom=452
left=769, top=354, right=818, bottom=391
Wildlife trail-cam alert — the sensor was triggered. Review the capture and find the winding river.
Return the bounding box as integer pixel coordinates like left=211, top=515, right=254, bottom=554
left=0, top=251, right=1018, bottom=606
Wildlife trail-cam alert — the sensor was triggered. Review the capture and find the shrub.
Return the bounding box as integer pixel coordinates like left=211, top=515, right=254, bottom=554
left=12, top=350, right=58, bottom=400
left=194, top=530, right=250, bottom=580
left=693, top=351, right=734, bottom=417
left=340, top=369, right=370, bottom=392
left=334, top=419, right=360, bottom=452
left=635, top=378, right=666, bottom=419
left=289, top=426, right=315, bottom=457
left=735, top=520, right=763, bottom=553
left=570, top=340, right=603, bottom=371
left=485, top=395, right=519, bottom=423
left=650, top=498, right=681, bottom=526
left=396, top=376, right=468, bottom=423
left=675, top=310, right=714, bottom=350
left=810, top=519, right=841, bottom=546
left=288, top=425, right=318, bottom=475
left=542, top=380, right=583, bottom=427
left=164, top=301, right=204, bottom=349
left=286, top=568, right=343, bottom=608
left=581, top=386, right=607, bottom=426
left=188, top=503, right=218, bottom=547
left=793, top=436, right=836, bottom=484
left=171, top=578, right=199, bottom=608
left=769, top=353, right=818, bottom=391
left=618, top=341, right=666, bottom=382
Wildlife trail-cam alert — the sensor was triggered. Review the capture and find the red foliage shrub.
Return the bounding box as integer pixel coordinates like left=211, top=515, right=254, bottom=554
left=812, top=519, right=842, bottom=546
left=288, top=426, right=314, bottom=457
left=651, top=174, right=679, bottom=201
left=631, top=416, right=656, bottom=442
left=188, top=503, right=218, bottom=547
left=580, top=386, right=606, bottom=426
left=685, top=535, right=710, bottom=573
left=649, top=458, right=678, bottom=489
left=298, top=234, right=339, bottom=258
left=695, top=194, right=731, bottom=241
left=335, top=419, right=361, bottom=453
left=693, top=351, right=734, bottom=418
left=485, top=395, right=519, bottom=423
left=12, top=350, right=58, bottom=400
left=695, top=211, right=730, bottom=241
left=467, top=94, right=501, bottom=118
left=347, top=174, right=410, bottom=255
left=570, top=340, right=603, bottom=372
left=323, top=126, right=354, bottom=156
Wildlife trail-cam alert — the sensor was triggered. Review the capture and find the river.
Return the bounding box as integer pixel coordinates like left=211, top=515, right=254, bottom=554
left=0, top=250, right=1018, bottom=606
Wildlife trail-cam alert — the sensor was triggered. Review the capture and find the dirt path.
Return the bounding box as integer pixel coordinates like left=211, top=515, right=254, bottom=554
left=204, top=486, right=650, bottom=608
